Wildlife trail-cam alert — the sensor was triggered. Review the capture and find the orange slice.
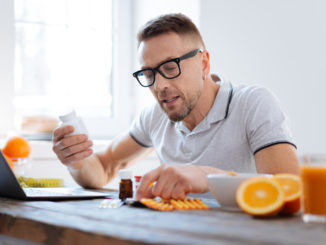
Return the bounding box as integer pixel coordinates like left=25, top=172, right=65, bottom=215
left=1, top=151, right=14, bottom=170
left=227, top=171, right=238, bottom=176
left=273, top=173, right=301, bottom=215
left=236, top=177, right=284, bottom=217
left=2, top=136, right=31, bottom=159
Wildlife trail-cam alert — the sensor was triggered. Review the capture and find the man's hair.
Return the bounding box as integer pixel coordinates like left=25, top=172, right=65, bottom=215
left=137, top=13, right=205, bottom=48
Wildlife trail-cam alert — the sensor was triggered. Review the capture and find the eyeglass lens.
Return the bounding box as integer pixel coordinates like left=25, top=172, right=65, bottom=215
left=138, top=60, right=180, bottom=86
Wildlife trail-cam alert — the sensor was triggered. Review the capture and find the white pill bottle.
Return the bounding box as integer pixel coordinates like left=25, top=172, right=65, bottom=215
left=59, top=110, right=88, bottom=136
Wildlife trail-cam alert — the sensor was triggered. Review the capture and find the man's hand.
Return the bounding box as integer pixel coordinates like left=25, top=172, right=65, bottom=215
left=136, top=164, right=210, bottom=200
left=52, top=125, right=93, bottom=168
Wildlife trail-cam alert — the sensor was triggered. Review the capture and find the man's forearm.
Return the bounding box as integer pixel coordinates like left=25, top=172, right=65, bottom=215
left=68, top=154, right=110, bottom=189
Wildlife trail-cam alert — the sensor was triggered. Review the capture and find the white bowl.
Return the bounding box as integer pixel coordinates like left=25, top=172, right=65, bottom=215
left=207, top=173, right=272, bottom=211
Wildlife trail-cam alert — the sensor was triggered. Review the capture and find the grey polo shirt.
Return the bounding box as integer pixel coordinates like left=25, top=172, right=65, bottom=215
left=129, top=76, right=295, bottom=173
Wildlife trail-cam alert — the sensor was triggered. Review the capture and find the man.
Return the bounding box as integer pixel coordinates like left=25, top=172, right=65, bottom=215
left=52, top=13, right=299, bottom=200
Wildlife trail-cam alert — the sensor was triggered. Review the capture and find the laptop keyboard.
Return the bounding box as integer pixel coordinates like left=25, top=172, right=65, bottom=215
left=24, top=188, right=73, bottom=197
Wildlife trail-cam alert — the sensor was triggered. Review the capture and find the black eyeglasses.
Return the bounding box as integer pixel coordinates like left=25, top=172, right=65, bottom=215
left=133, top=49, right=203, bottom=87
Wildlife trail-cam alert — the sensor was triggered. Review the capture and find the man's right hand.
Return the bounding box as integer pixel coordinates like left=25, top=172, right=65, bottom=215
left=52, top=125, right=93, bottom=168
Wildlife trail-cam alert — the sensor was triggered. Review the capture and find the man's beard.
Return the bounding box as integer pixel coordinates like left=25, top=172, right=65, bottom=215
left=160, top=90, right=201, bottom=122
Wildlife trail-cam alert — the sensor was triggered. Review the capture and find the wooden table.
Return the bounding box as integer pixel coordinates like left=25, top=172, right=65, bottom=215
left=0, top=195, right=325, bottom=245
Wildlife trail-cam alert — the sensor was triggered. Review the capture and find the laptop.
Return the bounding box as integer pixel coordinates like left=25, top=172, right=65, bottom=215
left=0, top=151, right=112, bottom=200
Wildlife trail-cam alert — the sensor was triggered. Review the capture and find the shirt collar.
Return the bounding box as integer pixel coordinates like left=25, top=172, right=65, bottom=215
left=175, top=74, right=233, bottom=135
left=208, top=77, right=233, bottom=124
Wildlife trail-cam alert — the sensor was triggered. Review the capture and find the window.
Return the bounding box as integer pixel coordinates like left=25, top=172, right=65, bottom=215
left=14, top=0, right=131, bottom=139
left=11, top=0, right=199, bottom=139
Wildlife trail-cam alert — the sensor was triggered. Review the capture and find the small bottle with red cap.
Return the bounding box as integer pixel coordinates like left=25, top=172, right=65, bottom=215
left=134, top=175, right=142, bottom=192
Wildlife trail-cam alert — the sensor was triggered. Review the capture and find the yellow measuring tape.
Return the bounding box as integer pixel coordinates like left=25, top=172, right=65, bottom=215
left=17, top=176, right=64, bottom=187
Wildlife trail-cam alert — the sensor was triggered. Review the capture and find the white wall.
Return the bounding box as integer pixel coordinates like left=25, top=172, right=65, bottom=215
left=0, top=0, right=15, bottom=136
left=200, top=0, right=326, bottom=155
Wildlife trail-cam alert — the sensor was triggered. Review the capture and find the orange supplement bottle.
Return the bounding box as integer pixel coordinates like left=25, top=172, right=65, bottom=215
left=119, top=170, right=133, bottom=200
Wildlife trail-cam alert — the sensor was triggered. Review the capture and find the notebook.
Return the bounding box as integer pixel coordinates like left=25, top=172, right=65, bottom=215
left=0, top=151, right=112, bottom=200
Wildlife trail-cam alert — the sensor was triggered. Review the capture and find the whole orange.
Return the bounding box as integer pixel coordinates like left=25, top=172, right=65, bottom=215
left=2, top=136, right=31, bottom=159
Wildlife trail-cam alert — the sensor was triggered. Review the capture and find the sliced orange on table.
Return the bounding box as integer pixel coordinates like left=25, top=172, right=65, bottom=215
left=272, top=173, right=302, bottom=215
left=236, top=177, right=284, bottom=217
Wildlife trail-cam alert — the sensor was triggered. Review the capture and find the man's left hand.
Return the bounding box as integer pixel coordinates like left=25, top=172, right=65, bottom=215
left=136, top=164, right=209, bottom=200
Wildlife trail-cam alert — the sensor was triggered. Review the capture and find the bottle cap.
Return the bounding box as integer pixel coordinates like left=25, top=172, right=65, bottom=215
left=59, top=110, right=77, bottom=122
left=134, top=176, right=142, bottom=182
left=119, top=169, right=133, bottom=180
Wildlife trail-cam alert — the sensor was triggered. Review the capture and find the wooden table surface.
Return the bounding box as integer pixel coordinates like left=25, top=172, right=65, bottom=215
left=0, top=194, right=325, bottom=245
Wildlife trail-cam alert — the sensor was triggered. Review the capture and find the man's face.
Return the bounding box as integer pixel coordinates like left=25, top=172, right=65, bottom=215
left=138, top=32, right=204, bottom=122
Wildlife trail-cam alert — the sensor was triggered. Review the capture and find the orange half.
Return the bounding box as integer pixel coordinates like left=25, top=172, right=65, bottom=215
left=236, top=177, right=284, bottom=217
left=273, top=173, right=301, bottom=215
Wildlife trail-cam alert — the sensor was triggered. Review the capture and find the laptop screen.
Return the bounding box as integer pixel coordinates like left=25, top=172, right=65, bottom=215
left=0, top=151, right=27, bottom=199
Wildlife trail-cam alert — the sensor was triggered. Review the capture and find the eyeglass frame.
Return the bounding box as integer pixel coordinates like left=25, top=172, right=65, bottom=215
left=132, top=48, right=203, bottom=87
